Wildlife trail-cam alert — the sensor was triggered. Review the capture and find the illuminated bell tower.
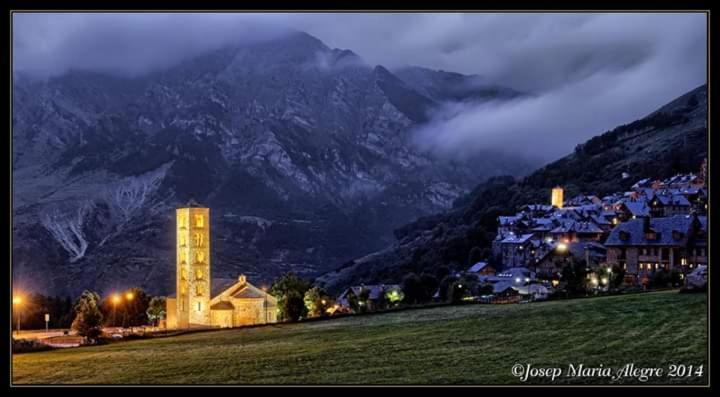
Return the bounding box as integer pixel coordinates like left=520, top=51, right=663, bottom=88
left=551, top=186, right=564, bottom=209
left=176, top=201, right=211, bottom=327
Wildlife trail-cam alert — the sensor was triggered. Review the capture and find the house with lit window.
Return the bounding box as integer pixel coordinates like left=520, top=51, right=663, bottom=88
left=614, top=198, right=651, bottom=222
left=649, top=192, right=692, bottom=217
left=550, top=220, right=605, bottom=243
left=495, top=233, right=535, bottom=268
left=336, top=284, right=402, bottom=311
left=166, top=201, right=277, bottom=329
left=604, top=214, right=707, bottom=285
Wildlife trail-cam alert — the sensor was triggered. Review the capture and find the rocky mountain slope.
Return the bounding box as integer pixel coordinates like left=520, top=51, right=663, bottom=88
left=316, top=84, right=708, bottom=293
left=12, top=31, right=533, bottom=297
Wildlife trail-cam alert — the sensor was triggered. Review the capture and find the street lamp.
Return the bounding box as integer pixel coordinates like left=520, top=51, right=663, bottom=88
left=125, top=292, right=134, bottom=332
left=525, top=277, right=532, bottom=302
left=262, top=286, right=268, bottom=324
left=12, top=296, right=22, bottom=337
left=112, top=294, right=121, bottom=328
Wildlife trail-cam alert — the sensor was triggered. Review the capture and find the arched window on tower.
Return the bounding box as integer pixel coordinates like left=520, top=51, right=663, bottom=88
left=178, top=214, right=188, bottom=229
left=195, top=214, right=204, bottom=228
left=179, top=234, right=187, bottom=247
left=196, top=283, right=205, bottom=296
left=195, top=268, right=204, bottom=280
left=180, top=251, right=188, bottom=263
left=194, top=232, right=204, bottom=247
left=196, top=251, right=205, bottom=263
left=181, top=268, right=188, bottom=280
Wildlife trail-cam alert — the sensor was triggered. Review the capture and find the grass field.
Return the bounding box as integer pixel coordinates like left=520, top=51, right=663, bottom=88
left=12, top=290, right=707, bottom=385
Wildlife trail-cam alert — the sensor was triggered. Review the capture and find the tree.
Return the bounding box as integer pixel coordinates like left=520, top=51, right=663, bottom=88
left=449, top=280, right=471, bottom=303
left=347, top=290, right=360, bottom=313
left=467, top=246, right=483, bottom=267
left=435, top=265, right=451, bottom=282
left=304, top=287, right=332, bottom=318
left=650, top=269, right=671, bottom=289
left=123, top=287, right=151, bottom=327
left=438, top=275, right=458, bottom=302
left=146, top=296, right=167, bottom=326
left=357, top=287, right=370, bottom=313
left=611, top=265, right=626, bottom=290
left=71, top=291, right=104, bottom=341
left=270, top=273, right=311, bottom=322
left=284, top=292, right=307, bottom=321
left=419, top=273, right=439, bottom=302
left=385, top=288, right=404, bottom=307
left=561, top=258, right=589, bottom=296
left=401, top=273, right=424, bottom=304
left=478, top=282, right=494, bottom=296
left=669, top=268, right=684, bottom=287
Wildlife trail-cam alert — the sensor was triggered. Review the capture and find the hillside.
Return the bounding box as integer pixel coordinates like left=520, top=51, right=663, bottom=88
left=12, top=291, right=707, bottom=384
left=11, top=31, right=534, bottom=297
left=316, top=84, right=708, bottom=292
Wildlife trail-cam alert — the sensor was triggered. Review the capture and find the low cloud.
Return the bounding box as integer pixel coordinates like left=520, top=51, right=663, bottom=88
left=13, top=13, right=706, bottom=162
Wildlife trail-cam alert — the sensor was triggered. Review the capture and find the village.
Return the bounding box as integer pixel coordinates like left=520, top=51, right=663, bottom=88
left=11, top=158, right=709, bottom=351
left=338, top=161, right=709, bottom=307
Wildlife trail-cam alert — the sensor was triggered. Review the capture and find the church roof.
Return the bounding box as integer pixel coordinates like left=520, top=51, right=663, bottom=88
left=211, top=278, right=238, bottom=298
left=210, top=301, right=235, bottom=310
left=231, top=286, right=267, bottom=299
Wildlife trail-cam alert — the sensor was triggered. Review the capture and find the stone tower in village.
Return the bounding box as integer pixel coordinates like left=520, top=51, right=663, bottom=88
left=175, top=200, right=211, bottom=327
left=551, top=186, right=564, bottom=209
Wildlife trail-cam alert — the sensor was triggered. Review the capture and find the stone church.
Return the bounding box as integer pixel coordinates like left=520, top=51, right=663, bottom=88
left=166, top=202, right=277, bottom=329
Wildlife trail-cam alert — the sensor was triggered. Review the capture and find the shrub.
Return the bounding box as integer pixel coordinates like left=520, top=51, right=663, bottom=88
left=12, top=338, right=53, bottom=354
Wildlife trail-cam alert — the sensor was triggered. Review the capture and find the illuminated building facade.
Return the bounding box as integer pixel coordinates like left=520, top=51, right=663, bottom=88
left=551, top=186, right=564, bottom=209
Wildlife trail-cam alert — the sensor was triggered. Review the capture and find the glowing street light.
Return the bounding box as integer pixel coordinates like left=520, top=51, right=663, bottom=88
left=13, top=295, right=23, bottom=337
left=112, top=294, right=121, bottom=327
left=556, top=243, right=568, bottom=252
left=125, top=292, right=134, bottom=301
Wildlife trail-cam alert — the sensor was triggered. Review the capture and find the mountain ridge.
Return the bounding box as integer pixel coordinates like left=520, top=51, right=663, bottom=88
left=316, top=83, right=708, bottom=293
left=12, top=31, right=533, bottom=297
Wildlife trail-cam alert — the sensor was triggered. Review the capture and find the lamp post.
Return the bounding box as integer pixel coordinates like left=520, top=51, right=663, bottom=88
left=125, top=292, right=134, bottom=332
left=525, top=277, right=532, bottom=302
left=262, top=286, right=268, bottom=324
left=112, top=294, right=121, bottom=329
left=12, top=296, right=22, bottom=337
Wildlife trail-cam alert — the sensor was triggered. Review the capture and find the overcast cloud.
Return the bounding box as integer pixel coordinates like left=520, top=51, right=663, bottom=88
left=13, top=12, right=707, bottom=161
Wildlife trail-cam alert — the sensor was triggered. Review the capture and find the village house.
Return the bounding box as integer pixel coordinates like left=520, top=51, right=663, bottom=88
left=487, top=167, right=706, bottom=290
left=336, top=284, right=402, bottom=312
left=494, top=233, right=535, bottom=268
left=550, top=220, right=605, bottom=243
left=604, top=214, right=707, bottom=285
left=466, top=261, right=496, bottom=276
left=649, top=192, right=692, bottom=217
left=534, top=241, right=606, bottom=280
left=614, top=198, right=651, bottom=221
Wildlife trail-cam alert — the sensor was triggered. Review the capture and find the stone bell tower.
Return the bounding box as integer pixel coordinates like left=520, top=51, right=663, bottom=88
left=176, top=200, right=211, bottom=327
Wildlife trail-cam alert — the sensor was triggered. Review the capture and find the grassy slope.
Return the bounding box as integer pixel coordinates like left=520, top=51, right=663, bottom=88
left=13, top=290, right=707, bottom=385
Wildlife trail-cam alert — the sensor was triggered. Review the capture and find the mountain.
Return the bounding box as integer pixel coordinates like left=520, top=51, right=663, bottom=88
left=393, top=66, right=525, bottom=103
left=316, top=84, right=708, bottom=293
left=12, top=31, right=533, bottom=297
